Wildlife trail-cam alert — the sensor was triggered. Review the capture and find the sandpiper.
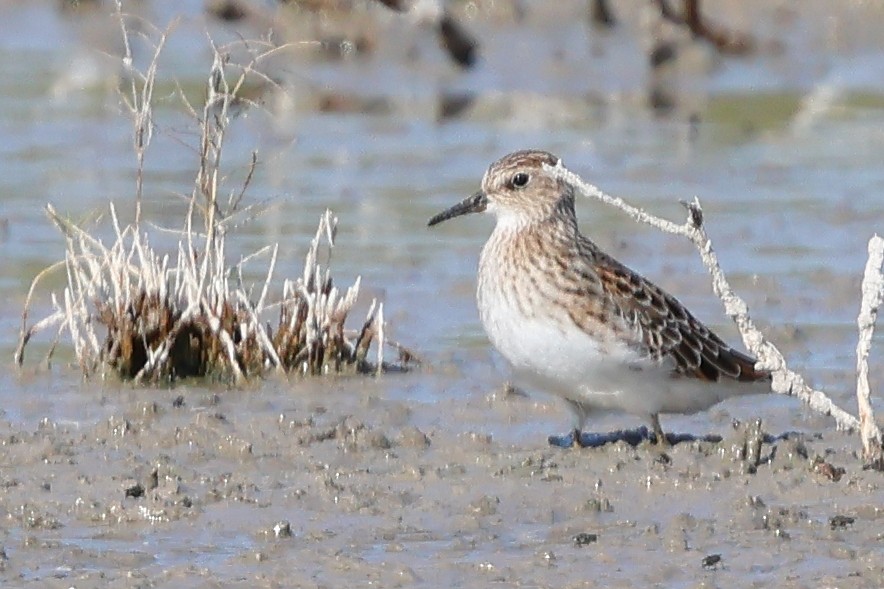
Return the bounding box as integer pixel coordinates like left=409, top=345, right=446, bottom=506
left=428, top=150, right=770, bottom=447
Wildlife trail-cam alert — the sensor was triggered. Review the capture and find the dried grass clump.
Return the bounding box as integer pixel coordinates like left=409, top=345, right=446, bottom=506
left=17, top=206, right=402, bottom=383
left=14, top=8, right=415, bottom=383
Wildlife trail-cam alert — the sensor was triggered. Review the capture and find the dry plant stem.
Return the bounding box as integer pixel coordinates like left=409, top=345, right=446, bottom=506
left=115, top=1, right=174, bottom=227
left=544, top=161, right=862, bottom=432
left=855, top=235, right=884, bottom=467
left=14, top=260, right=67, bottom=365
left=235, top=290, right=283, bottom=372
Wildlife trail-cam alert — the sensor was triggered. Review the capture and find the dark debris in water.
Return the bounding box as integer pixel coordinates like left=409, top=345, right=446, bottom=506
left=573, top=533, right=598, bottom=547
left=701, top=553, right=722, bottom=569
left=812, top=457, right=846, bottom=482
left=861, top=455, right=884, bottom=472
left=272, top=520, right=293, bottom=539
left=653, top=452, right=672, bottom=465
left=829, top=515, right=855, bottom=530
left=124, top=483, right=145, bottom=499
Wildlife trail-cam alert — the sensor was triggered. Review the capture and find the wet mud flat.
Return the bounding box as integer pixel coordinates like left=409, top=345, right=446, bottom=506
left=0, top=379, right=880, bottom=588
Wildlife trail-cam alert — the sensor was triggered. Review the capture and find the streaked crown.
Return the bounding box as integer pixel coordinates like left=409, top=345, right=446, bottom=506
left=481, top=150, right=572, bottom=223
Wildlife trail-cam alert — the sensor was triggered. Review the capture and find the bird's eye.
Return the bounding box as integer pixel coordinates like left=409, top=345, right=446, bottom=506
left=511, top=172, right=530, bottom=188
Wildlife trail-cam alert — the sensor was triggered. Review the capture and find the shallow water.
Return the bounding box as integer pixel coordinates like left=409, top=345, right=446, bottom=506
left=0, top=0, right=883, bottom=587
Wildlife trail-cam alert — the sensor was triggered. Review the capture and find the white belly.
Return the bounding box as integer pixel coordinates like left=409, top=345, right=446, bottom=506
left=476, top=258, right=765, bottom=419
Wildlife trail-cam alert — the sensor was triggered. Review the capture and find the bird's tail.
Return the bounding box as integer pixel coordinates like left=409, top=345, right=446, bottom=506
left=726, top=347, right=771, bottom=383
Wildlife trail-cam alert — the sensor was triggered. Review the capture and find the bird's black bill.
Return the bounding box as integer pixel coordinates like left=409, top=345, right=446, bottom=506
left=427, top=191, right=487, bottom=227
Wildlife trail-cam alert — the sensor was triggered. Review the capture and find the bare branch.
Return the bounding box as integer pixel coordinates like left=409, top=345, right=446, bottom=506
left=856, top=235, right=884, bottom=468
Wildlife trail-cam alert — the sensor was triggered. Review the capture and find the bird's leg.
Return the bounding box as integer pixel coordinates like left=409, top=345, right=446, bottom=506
left=549, top=401, right=609, bottom=448
left=651, top=413, right=669, bottom=447
left=550, top=400, right=593, bottom=448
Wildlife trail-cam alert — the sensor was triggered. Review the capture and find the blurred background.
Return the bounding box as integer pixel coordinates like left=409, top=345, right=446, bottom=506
left=1, top=0, right=883, bottom=434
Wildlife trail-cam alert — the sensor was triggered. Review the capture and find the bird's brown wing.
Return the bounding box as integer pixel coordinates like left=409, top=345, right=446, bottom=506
left=593, top=253, right=768, bottom=383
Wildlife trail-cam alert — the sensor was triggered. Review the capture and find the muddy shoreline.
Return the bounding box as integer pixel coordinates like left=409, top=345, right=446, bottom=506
left=0, top=377, right=880, bottom=587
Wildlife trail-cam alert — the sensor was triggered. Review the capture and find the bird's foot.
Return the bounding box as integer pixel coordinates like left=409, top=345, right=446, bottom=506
left=653, top=432, right=671, bottom=447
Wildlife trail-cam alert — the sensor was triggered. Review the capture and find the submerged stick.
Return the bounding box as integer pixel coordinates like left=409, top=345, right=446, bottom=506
left=544, top=160, right=862, bottom=432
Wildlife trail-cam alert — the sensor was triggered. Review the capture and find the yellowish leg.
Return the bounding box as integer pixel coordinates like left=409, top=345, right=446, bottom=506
left=651, top=414, right=669, bottom=447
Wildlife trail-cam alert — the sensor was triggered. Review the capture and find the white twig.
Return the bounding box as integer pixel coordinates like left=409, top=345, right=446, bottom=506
left=376, top=302, right=385, bottom=376
left=235, top=290, right=283, bottom=372
left=544, top=160, right=862, bottom=432
left=855, top=235, right=884, bottom=467
left=207, top=311, right=245, bottom=384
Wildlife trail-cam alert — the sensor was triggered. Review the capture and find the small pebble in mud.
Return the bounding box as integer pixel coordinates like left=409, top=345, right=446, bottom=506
left=653, top=452, right=671, bottom=465
left=582, top=497, right=614, bottom=513
left=728, top=418, right=766, bottom=473
left=460, top=431, right=493, bottom=446
left=486, top=381, right=528, bottom=402
left=271, top=521, right=292, bottom=539
left=813, top=458, right=846, bottom=482
left=136, top=401, right=160, bottom=416
left=702, top=553, right=722, bottom=569
left=829, top=515, right=855, bottom=529
left=469, top=495, right=499, bottom=516
left=397, top=426, right=431, bottom=449
left=747, top=495, right=766, bottom=509
left=573, top=533, right=598, bottom=546
left=125, top=483, right=145, bottom=499
left=779, top=435, right=809, bottom=463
